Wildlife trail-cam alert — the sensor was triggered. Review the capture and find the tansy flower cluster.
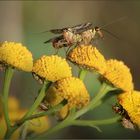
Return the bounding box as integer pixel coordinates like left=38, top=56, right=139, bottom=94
left=32, top=55, right=90, bottom=119
left=0, top=39, right=139, bottom=140
left=67, top=44, right=139, bottom=129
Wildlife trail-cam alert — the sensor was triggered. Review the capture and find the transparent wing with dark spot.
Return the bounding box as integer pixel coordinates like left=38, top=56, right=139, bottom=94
left=44, top=35, right=64, bottom=44
left=39, top=28, right=68, bottom=34
left=42, top=23, right=93, bottom=34
left=49, top=28, right=68, bottom=34
left=70, top=22, right=93, bottom=34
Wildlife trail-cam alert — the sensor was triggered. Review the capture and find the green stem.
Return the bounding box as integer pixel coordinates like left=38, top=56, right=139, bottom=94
left=2, top=67, right=14, bottom=136
left=78, top=69, right=87, bottom=81
left=20, top=121, right=29, bottom=140
left=4, top=102, right=64, bottom=139
left=21, top=81, right=51, bottom=120
left=4, top=80, right=51, bottom=139
left=72, top=116, right=121, bottom=127
left=73, top=82, right=115, bottom=119
left=37, top=119, right=70, bottom=139
left=30, top=109, right=74, bottom=139
left=29, top=82, right=116, bottom=139
left=18, top=100, right=66, bottom=124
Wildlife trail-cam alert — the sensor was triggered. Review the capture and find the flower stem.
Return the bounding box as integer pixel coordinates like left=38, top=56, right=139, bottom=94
left=4, top=80, right=51, bottom=139
left=18, top=100, right=67, bottom=123
left=38, top=119, right=71, bottom=138
left=21, top=81, right=51, bottom=120
left=78, top=69, right=87, bottom=81
left=72, top=116, right=121, bottom=127
left=73, top=82, right=115, bottom=119
left=2, top=67, right=14, bottom=131
left=4, top=101, right=64, bottom=139
left=20, top=121, right=29, bottom=140
left=29, top=110, right=74, bottom=139
left=29, top=82, right=117, bottom=139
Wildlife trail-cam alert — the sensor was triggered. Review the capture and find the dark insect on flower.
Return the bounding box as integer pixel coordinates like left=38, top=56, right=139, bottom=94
left=44, top=22, right=103, bottom=49
left=39, top=103, right=49, bottom=111
left=43, top=17, right=126, bottom=51
left=112, top=103, right=125, bottom=115
left=32, top=72, right=44, bottom=84
left=112, top=103, right=136, bottom=130
left=121, top=117, right=135, bottom=130
left=44, top=35, right=72, bottom=49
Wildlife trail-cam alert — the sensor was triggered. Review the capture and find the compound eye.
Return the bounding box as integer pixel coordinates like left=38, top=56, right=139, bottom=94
left=95, top=26, right=100, bottom=31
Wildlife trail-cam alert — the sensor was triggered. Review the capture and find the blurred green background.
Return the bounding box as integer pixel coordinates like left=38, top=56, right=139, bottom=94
left=0, top=1, right=140, bottom=139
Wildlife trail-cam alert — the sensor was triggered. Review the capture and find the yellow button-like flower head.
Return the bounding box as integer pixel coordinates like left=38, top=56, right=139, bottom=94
left=118, top=91, right=140, bottom=128
left=43, top=77, right=90, bottom=119
left=67, top=45, right=106, bottom=74
left=32, top=55, right=72, bottom=82
left=0, top=41, right=33, bottom=72
left=103, top=59, right=133, bottom=91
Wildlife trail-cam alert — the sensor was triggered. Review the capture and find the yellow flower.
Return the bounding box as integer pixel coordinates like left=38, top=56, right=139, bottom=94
left=43, top=77, right=90, bottom=119
left=0, top=111, right=50, bottom=139
left=56, top=105, right=69, bottom=120
left=32, top=55, right=72, bottom=82
left=102, top=59, right=133, bottom=91
left=0, top=41, right=33, bottom=72
left=67, top=45, right=106, bottom=74
left=0, top=117, right=20, bottom=140
left=0, top=97, right=3, bottom=117
left=28, top=116, right=49, bottom=134
left=0, top=96, right=50, bottom=139
left=0, top=96, right=19, bottom=118
left=118, top=91, right=140, bottom=128
left=8, top=96, right=20, bottom=111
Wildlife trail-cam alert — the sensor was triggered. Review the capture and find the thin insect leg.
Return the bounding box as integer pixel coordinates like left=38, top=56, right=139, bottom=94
left=91, top=37, right=100, bottom=46
left=54, top=48, right=59, bottom=55
left=92, top=38, right=99, bottom=46
left=63, top=47, right=67, bottom=53
left=66, top=46, right=71, bottom=55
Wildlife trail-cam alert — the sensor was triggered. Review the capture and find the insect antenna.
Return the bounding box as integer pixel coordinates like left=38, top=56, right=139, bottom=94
left=99, top=16, right=127, bottom=29
left=101, top=28, right=121, bottom=40
left=32, top=29, right=64, bottom=34
left=95, top=16, right=127, bottom=40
